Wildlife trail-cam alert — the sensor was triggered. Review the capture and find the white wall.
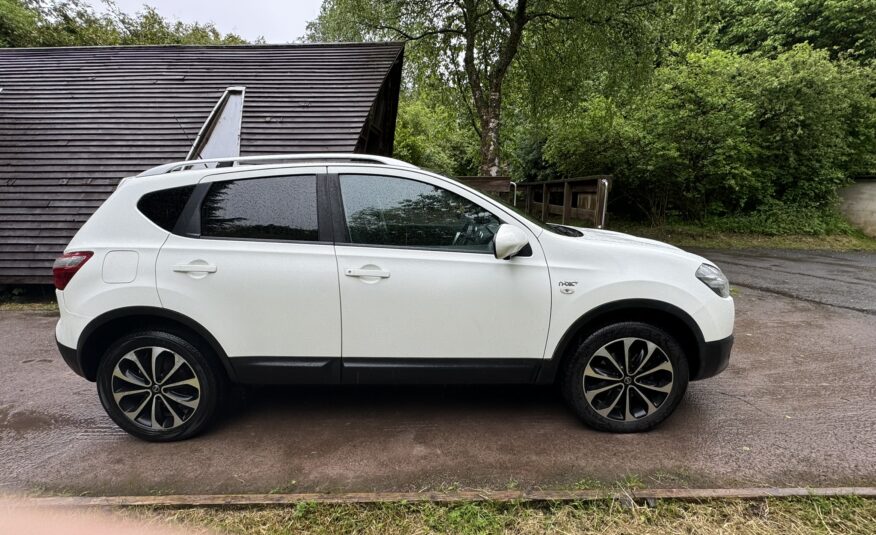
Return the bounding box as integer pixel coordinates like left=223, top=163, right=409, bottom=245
left=841, top=179, right=876, bottom=237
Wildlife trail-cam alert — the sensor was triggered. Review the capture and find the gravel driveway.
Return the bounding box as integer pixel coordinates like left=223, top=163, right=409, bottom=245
left=0, top=249, right=874, bottom=495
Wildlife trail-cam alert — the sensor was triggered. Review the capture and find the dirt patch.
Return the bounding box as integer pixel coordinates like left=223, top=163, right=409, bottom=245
left=0, top=405, right=74, bottom=433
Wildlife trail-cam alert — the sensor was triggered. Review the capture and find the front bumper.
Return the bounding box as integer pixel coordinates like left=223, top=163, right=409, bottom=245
left=692, top=334, right=733, bottom=380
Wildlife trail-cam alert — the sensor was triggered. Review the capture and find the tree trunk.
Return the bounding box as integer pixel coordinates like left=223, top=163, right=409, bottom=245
left=478, top=91, right=502, bottom=177
left=461, top=0, right=526, bottom=177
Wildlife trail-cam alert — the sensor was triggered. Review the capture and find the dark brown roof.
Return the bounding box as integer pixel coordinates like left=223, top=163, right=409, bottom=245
left=0, top=43, right=404, bottom=284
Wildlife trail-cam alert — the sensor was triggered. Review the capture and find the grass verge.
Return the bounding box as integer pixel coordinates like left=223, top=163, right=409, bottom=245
left=608, top=221, right=876, bottom=251
left=0, top=285, right=58, bottom=312
left=127, top=496, right=876, bottom=535
left=0, top=300, right=58, bottom=312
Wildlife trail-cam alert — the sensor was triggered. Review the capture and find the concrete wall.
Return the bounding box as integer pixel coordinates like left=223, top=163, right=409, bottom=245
left=840, top=179, right=876, bottom=237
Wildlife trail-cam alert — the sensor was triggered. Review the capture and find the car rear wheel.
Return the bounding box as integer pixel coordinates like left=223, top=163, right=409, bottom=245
left=561, top=322, right=689, bottom=432
left=96, top=330, right=225, bottom=441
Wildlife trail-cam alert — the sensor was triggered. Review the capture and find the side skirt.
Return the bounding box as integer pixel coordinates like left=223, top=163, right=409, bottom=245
left=229, top=357, right=542, bottom=385
left=230, top=357, right=341, bottom=385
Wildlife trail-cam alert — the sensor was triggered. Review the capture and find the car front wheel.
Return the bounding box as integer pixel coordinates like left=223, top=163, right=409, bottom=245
left=96, top=330, right=224, bottom=441
left=561, top=322, right=689, bottom=432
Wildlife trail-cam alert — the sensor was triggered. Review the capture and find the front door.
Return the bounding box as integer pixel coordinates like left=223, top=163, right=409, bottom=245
left=330, top=168, right=552, bottom=383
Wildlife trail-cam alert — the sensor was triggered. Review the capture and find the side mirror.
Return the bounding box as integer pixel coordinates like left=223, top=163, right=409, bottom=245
left=493, top=224, right=529, bottom=260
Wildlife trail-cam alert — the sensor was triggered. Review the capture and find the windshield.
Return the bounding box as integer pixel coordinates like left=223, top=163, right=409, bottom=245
left=490, top=193, right=584, bottom=237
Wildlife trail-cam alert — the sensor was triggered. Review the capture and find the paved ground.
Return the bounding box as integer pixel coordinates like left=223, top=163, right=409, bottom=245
left=694, top=248, right=876, bottom=315
left=1, top=250, right=875, bottom=495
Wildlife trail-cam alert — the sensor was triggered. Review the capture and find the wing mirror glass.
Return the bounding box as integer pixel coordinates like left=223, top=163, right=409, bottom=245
left=493, top=224, right=529, bottom=260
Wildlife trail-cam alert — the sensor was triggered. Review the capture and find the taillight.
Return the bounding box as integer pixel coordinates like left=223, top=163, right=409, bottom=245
left=52, top=251, right=93, bottom=290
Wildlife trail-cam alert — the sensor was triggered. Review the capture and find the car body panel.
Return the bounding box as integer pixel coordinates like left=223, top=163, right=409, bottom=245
left=55, top=156, right=734, bottom=386
left=329, top=165, right=552, bottom=361
left=538, top=229, right=734, bottom=348
left=58, top=181, right=169, bottom=324
left=335, top=244, right=552, bottom=359
left=154, top=165, right=342, bottom=359
left=156, top=235, right=342, bottom=358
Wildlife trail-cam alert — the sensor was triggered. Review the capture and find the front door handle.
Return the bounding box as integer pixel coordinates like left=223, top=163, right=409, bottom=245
left=173, top=263, right=217, bottom=273
left=345, top=268, right=390, bottom=279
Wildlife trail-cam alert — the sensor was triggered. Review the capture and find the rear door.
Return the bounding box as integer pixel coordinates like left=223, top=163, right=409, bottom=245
left=330, top=167, right=552, bottom=383
left=155, top=166, right=342, bottom=381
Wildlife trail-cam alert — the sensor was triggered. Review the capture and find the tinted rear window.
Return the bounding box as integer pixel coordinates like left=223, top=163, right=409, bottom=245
left=137, top=185, right=195, bottom=232
left=200, top=175, right=319, bottom=241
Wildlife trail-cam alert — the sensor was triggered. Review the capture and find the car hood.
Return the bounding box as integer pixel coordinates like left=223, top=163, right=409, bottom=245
left=570, top=227, right=682, bottom=252
left=559, top=226, right=714, bottom=267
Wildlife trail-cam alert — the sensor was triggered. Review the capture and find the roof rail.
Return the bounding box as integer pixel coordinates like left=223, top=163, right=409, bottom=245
left=137, top=153, right=417, bottom=177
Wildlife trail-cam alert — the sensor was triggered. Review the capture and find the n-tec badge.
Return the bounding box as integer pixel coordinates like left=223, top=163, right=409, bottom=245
left=559, top=281, right=577, bottom=294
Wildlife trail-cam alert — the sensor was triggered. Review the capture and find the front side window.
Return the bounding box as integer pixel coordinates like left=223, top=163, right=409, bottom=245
left=339, top=174, right=500, bottom=251
left=200, top=175, right=318, bottom=241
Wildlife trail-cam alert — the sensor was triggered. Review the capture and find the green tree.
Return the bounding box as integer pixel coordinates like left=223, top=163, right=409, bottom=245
left=393, top=92, right=479, bottom=176
left=306, top=0, right=673, bottom=177
left=0, top=0, right=246, bottom=47
left=112, top=5, right=249, bottom=45
left=711, top=0, right=876, bottom=62
left=544, top=51, right=761, bottom=224
left=0, top=0, right=40, bottom=46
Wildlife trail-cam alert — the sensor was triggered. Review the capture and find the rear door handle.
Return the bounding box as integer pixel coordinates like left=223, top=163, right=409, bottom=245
left=173, top=263, right=217, bottom=273
left=345, top=268, right=390, bottom=279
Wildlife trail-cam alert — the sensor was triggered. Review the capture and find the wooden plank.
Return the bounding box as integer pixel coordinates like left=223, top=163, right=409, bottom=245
left=0, top=253, right=58, bottom=260
left=0, top=275, right=52, bottom=284
left=14, top=487, right=876, bottom=508
left=0, top=260, right=61, bottom=268
left=525, top=187, right=532, bottom=215
left=541, top=183, right=548, bottom=221
left=572, top=208, right=595, bottom=221
left=562, top=182, right=572, bottom=224
left=456, top=177, right=511, bottom=194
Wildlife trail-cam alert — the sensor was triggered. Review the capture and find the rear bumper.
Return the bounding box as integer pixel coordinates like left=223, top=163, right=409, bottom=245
left=692, top=334, right=733, bottom=380
left=56, top=336, right=86, bottom=379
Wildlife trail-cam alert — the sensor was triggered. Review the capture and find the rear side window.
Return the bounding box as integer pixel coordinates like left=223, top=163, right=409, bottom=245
left=200, top=175, right=319, bottom=242
left=137, top=185, right=195, bottom=232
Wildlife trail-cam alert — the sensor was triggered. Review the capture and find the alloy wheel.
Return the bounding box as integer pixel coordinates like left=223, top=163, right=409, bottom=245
left=110, top=346, right=201, bottom=430
left=582, top=337, right=674, bottom=421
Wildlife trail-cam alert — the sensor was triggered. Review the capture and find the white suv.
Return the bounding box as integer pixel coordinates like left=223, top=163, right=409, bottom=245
left=54, top=154, right=734, bottom=441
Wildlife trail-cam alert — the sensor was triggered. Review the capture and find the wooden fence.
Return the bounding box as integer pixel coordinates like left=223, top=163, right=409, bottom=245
left=457, top=175, right=612, bottom=228
left=456, top=176, right=513, bottom=199
left=517, top=176, right=611, bottom=227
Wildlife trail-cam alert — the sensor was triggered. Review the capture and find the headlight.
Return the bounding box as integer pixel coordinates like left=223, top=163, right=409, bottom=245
left=696, top=263, right=730, bottom=298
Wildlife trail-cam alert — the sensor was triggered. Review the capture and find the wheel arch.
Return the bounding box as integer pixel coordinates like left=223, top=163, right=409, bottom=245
left=536, top=299, right=707, bottom=384
left=76, top=306, right=236, bottom=382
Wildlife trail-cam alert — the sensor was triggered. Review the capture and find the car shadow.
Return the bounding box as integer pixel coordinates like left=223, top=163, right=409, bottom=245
left=206, top=382, right=712, bottom=443
left=214, top=383, right=572, bottom=430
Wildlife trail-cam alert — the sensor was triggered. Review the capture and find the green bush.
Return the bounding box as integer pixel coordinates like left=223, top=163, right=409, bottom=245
left=705, top=202, right=857, bottom=236
left=541, top=45, right=876, bottom=228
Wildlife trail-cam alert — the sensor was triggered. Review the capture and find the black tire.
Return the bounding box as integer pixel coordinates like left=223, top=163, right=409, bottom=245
left=561, top=322, right=689, bottom=433
left=96, top=330, right=226, bottom=441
